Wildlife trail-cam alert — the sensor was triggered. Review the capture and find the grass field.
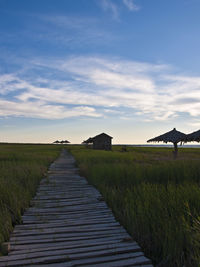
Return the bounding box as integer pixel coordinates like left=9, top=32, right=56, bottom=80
left=69, top=145, right=200, bottom=267
left=0, top=144, right=61, bottom=255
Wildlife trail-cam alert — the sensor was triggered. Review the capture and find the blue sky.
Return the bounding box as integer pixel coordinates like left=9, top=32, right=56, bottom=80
left=1, top=0, right=200, bottom=144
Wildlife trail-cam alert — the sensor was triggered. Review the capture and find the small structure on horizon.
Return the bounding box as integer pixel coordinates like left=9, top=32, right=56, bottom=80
left=53, top=140, right=60, bottom=144
left=53, top=140, right=70, bottom=144
left=61, top=140, right=70, bottom=144
left=83, top=133, right=113, bottom=150
left=147, top=128, right=186, bottom=158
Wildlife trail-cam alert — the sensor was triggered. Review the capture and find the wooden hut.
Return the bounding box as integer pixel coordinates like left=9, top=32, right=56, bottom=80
left=83, top=133, right=113, bottom=150
left=147, top=128, right=186, bottom=158
left=92, top=133, right=113, bottom=150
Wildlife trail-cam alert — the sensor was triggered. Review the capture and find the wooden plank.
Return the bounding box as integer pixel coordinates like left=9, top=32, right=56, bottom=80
left=26, top=205, right=108, bottom=213
left=33, top=195, right=97, bottom=201
left=20, top=253, right=149, bottom=267
left=12, top=224, right=122, bottom=237
left=34, top=190, right=99, bottom=195
left=10, top=236, right=129, bottom=252
left=33, top=194, right=99, bottom=199
left=11, top=241, right=139, bottom=257
left=26, top=202, right=107, bottom=212
left=21, top=218, right=116, bottom=227
left=34, top=192, right=101, bottom=199
left=30, top=200, right=101, bottom=208
left=21, top=213, right=112, bottom=222
left=31, top=197, right=97, bottom=203
left=24, top=207, right=108, bottom=215
left=15, top=221, right=119, bottom=231
left=22, top=210, right=112, bottom=219
left=80, top=256, right=152, bottom=267
left=9, top=232, right=129, bottom=246
left=69, top=252, right=150, bottom=266
left=10, top=228, right=127, bottom=243
left=22, top=212, right=115, bottom=221
left=35, top=191, right=101, bottom=197
left=13, top=222, right=120, bottom=234
left=21, top=213, right=115, bottom=223
left=24, top=207, right=111, bottom=215
left=0, top=242, right=141, bottom=263
left=0, top=248, right=145, bottom=266
left=37, top=185, right=96, bottom=191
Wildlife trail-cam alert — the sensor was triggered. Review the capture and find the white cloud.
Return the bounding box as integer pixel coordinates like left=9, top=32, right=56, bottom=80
left=122, top=0, right=140, bottom=11
left=1, top=56, right=200, bottom=122
left=187, top=120, right=200, bottom=129
left=0, top=98, right=101, bottom=119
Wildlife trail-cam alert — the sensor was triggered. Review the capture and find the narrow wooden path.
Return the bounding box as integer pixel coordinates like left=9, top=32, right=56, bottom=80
left=0, top=150, right=152, bottom=266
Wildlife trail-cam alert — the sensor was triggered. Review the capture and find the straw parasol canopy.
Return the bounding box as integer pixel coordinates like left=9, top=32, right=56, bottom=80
left=60, top=140, right=70, bottom=144
left=147, top=128, right=186, bottom=158
left=82, top=137, right=93, bottom=144
left=53, top=140, right=70, bottom=144
left=53, top=140, right=60, bottom=144
left=184, top=129, right=200, bottom=143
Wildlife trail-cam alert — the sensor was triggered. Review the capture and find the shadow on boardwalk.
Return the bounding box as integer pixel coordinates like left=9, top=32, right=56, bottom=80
left=0, top=150, right=152, bottom=266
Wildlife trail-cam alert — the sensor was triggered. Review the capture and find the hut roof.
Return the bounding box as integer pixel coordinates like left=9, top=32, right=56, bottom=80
left=83, top=133, right=113, bottom=144
left=147, top=128, right=186, bottom=144
left=184, top=129, right=200, bottom=142
left=92, top=133, right=113, bottom=140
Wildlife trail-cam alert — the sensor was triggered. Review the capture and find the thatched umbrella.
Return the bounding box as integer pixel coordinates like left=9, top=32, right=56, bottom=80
left=82, top=137, right=93, bottom=144
left=184, top=129, right=200, bottom=143
left=147, top=128, right=186, bottom=158
left=59, top=140, right=70, bottom=144
left=63, top=140, right=70, bottom=144
left=53, top=140, right=60, bottom=144
left=82, top=137, right=93, bottom=148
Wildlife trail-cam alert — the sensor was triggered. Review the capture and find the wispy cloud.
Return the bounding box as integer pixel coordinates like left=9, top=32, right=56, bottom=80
left=0, top=98, right=101, bottom=120
left=122, top=0, right=140, bottom=11
left=0, top=13, right=115, bottom=55
left=98, top=0, right=140, bottom=19
left=1, top=56, right=200, bottom=122
left=99, top=0, right=119, bottom=19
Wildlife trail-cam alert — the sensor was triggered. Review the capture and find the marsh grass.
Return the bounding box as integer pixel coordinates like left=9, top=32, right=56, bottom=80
left=69, top=145, right=200, bottom=266
left=0, top=144, right=61, bottom=254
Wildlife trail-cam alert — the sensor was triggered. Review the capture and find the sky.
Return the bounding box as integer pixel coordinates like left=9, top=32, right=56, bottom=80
left=1, top=0, right=200, bottom=144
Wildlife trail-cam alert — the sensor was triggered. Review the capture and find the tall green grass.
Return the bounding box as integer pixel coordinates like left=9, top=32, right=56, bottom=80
left=69, top=145, right=200, bottom=266
left=0, top=144, right=61, bottom=254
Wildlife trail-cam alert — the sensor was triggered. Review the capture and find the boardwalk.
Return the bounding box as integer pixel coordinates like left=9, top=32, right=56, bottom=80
left=0, top=150, right=152, bottom=266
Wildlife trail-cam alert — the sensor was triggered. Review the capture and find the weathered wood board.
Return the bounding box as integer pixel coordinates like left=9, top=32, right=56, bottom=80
left=0, top=150, right=153, bottom=266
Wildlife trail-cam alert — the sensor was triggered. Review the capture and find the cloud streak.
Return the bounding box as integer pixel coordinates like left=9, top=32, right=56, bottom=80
left=0, top=56, right=200, bottom=122
left=122, top=0, right=140, bottom=11
left=100, top=0, right=119, bottom=19
left=98, top=0, right=140, bottom=19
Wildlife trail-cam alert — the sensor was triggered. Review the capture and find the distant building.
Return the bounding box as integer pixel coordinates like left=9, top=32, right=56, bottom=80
left=92, top=133, right=113, bottom=150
